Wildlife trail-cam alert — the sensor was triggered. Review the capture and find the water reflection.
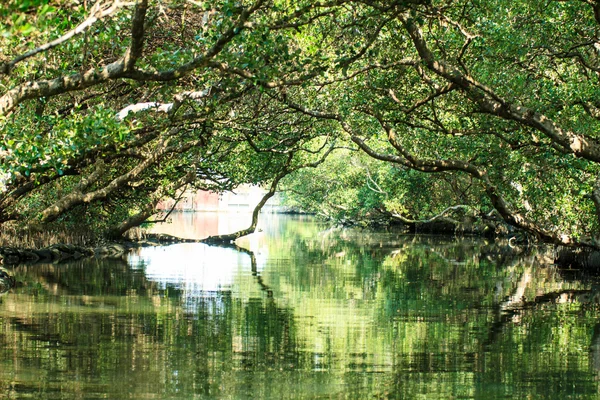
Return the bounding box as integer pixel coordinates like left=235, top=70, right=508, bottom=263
left=147, top=211, right=257, bottom=239
left=129, top=244, right=249, bottom=293
left=0, top=214, right=600, bottom=399
left=0, top=267, right=14, bottom=295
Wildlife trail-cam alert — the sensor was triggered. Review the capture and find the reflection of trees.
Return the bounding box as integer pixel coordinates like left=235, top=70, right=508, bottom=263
left=10, top=257, right=161, bottom=297
left=256, top=224, right=600, bottom=398
left=213, top=242, right=273, bottom=297
left=386, top=249, right=600, bottom=399
left=0, top=267, right=14, bottom=295
left=2, top=221, right=600, bottom=398
left=0, top=247, right=309, bottom=398
left=590, top=324, right=600, bottom=372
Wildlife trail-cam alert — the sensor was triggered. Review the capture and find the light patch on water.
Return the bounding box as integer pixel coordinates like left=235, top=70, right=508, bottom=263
left=128, top=243, right=254, bottom=294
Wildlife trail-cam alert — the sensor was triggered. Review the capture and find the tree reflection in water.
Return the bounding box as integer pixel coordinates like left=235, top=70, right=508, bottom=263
left=0, top=267, right=14, bottom=295
left=0, top=214, right=599, bottom=399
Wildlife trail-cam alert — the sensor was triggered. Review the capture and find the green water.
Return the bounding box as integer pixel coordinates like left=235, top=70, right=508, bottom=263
left=1, top=214, right=600, bottom=399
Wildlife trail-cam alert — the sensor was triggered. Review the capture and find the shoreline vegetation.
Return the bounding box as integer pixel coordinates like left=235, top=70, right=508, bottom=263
left=0, top=232, right=202, bottom=265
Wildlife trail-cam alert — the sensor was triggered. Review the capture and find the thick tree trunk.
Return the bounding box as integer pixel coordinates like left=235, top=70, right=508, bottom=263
left=107, top=207, right=156, bottom=240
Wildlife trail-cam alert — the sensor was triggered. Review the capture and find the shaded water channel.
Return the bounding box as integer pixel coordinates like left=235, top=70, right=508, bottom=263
left=1, top=213, right=600, bottom=399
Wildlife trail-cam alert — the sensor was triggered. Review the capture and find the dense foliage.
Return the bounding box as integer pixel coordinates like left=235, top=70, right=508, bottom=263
left=1, top=0, right=600, bottom=248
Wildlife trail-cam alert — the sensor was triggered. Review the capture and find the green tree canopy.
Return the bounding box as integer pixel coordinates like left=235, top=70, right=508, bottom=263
left=1, top=0, right=600, bottom=248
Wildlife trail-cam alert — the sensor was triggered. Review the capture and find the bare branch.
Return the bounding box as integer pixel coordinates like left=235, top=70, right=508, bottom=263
left=389, top=204, right=471, bottom=224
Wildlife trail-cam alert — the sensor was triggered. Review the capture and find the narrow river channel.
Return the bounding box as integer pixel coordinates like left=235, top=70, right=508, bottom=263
left=1, top=213, right=600, bottom=399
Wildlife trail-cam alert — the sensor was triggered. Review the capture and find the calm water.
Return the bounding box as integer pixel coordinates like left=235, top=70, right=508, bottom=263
left=1, top=213, right=600, bottom=399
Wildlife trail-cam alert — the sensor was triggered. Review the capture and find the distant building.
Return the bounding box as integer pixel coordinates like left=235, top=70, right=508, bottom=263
left=157, top=185, right=282, bottom=212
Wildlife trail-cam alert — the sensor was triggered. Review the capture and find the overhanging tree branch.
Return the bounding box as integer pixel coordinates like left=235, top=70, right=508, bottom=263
left=200, top=158, right=292, bottom=244
left=0, top=0, right=263, bottom=116
left=0, top=0, right=127, bottom=76
left=39, top=136, right=201, bottom=223
left=400, top=13, right=600, bottom=163
left=106, top=169, right=195, bottom=238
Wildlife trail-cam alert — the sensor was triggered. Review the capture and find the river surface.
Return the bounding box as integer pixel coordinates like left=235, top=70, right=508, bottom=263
left=1, top=213, right=600, bottom=399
